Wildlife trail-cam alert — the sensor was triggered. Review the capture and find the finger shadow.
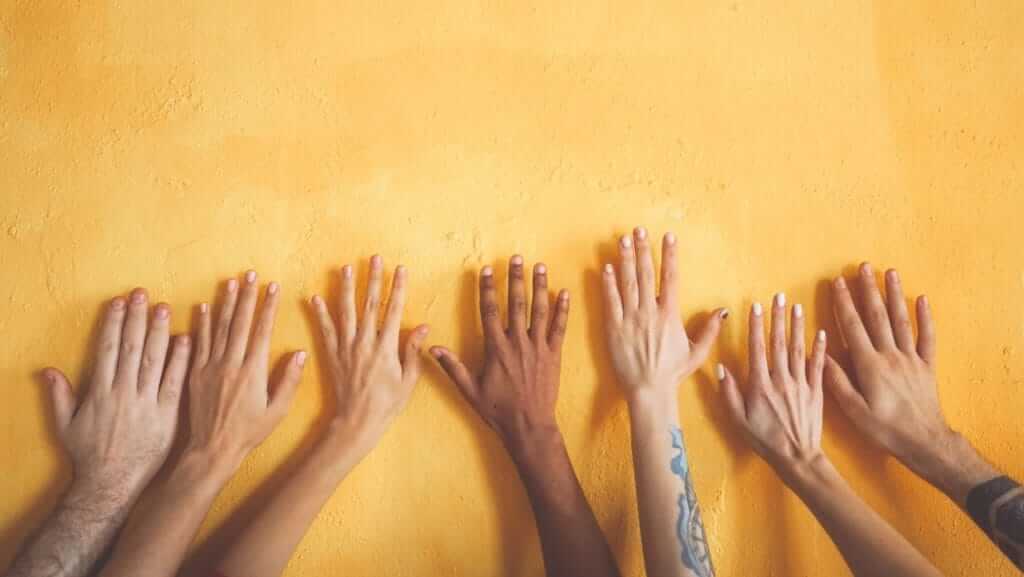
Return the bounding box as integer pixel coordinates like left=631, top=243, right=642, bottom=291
left=583, top=238, right=624, bottom=438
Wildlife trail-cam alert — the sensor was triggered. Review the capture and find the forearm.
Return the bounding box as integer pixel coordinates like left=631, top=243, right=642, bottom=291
left=898, top=429, right=998, bottom=507
left=99, top=449, right=239, bottom=577
left=504, top=426, right=620, bottom=577
left=7, top=480, right=142, bottom=577
left=213, top=421, right=371, bottom=577
left=780, top=457, right=942, bottom=577
left=628, top=393, right=713, bottom=577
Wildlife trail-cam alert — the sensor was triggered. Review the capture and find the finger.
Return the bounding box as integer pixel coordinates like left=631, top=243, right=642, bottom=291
left=358, top=255, right=384, bottom=342
left=807, top=330, right=827, bottom=392
left=529, top=263, right=550, bottom=341
left=338, top=265, right=357, bottom=346
left=479, top=266, right=506, bottom=349
left=158, top=335, right=191, bottom=407
left=769, top=293, right=789, bottom=377
left=885, top=269, right=914, bottom=352
left=430, top=346, right=478, bottom=401
left=547, top=289, right=570, bottom=350
left=916, top=295, right=936, bottom=364
left=93, top=296, right=127, bottom=392
left=748, top=303, right=770, bottom=381
left=114, top=288, right=149, bottom=389
left=226, top=270, right=260, bottom=361
left=381, top=265, right=408, bottom=346
left=401, top=324, right=430, bottom=388
left=690, top=308, right=728, bottom=368
left=823, top=355, right=870, bottom=419
left=44, top=369, right=76, bottom=434
left=267, top=351, right=306, bottom=418
left=858, top=263, right=896, bottom=350
left=617, top=234, right=639, bottom=313
left=138, top=303, right=172, bottom=397
left=194, top=302, right=212, bottom=367
left=601, top=263, right=624, bottom=325
left=718, top=364, right=749, bottom=428
left=634, top=227, right=657, bottom=310
left=311, top=294, right=339, bottom=356
left=789, top=303, right=806, bottom=382
left=247, top=282, right=281, bottom=363
left=211, top=277, right=240, bottom=360
left=831, top=276, right=874, bottom=355
left=658, top=232, right=678, bottom=311
left=507, top=255, right=528, bottom=337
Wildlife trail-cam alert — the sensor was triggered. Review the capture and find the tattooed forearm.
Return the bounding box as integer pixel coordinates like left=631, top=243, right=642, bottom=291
left=669, top=427, right=714, bottom=577
left=966, top=475, right=1024, bottom=568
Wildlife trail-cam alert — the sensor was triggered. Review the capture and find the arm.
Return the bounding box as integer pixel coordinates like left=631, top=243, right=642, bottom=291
left=823, top=264, right=1019, bottom=568
left=99, top=271, right=305, bottom=577
left=431, top=256, right=620, bottom=577
left=209, top=257, right=429, bottom=577
left=6, top=290, right=190, bottom=577
left=600, top=228, right=722, bottom=577
left=718, top=295, right=942, bottom=577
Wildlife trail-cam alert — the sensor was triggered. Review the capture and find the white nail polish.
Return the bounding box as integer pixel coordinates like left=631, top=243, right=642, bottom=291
left=817, top=330, right=827, bottom=342
left=603, top=263, right=613, bottom=274
left=716, top=364, right=726, bottom=380
left=536, top=263, right=547, bottom=274
left=775, top=293, right=786, bottom=307
left=635, top=227, right=647, bottom=240
left=794, top=303, right=803, bottom=318
left=753, top=302, right=763, bottom=316
left=621, top=235, right=632, bottom=248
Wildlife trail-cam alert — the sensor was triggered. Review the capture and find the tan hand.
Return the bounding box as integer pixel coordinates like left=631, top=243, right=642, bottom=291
left=824, top=264, right=948, bottom=462
left=45, top=288, right=191, bottom=495
left=187, top=271, right=305, bottom=459
left=601, top=227, right=726, bottom=402
left=719, top=295, right=828, bottom=470
left=310, top=256, right=429, bottom=448
left=431, top=256, right=569, bottom=445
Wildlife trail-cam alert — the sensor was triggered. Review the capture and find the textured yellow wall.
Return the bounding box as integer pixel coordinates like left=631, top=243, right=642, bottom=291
left=2, top=1, right=1023, bottom=575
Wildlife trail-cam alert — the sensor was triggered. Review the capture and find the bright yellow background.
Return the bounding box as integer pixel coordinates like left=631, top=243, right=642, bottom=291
left=2, top=1, right=1022, bottom=576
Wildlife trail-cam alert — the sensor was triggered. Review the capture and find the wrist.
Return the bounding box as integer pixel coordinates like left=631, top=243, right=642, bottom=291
left=501, top=423, right=565, bottom=468
left=901, top=429, right=999, bottom=505
left=773, top=450, right=839, bottom=493
left=167, top=445, right=244, bottom=497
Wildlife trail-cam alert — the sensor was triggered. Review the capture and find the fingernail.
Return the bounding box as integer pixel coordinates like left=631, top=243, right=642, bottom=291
left=131, top=289, right=147, bottom=304
left=603, top=263, right=613, bottom=274
left=511, top=255, right=523, bottom=266
left=111, top=297, right=126, bottom=311
left=536, top=263, right=546, bottom=275
left=44, top=370, right=56, bottom=385
left=887, top=269, right=899, bottom=282
left=343, top=265, right=353, bottom=278
left=719, top=308, right=729, bottom=320
left=665, top=232, right=676, bottom=245
left=481, top=266, right=493, bottom=277
left=753, top=302, right=763, bottom=316
left=179, top=335, right=191, bottom=346
left=371, top=254, right=382, bottom=268
left=775, top=293, right=786, bottom=307
left=621, top=235, right=632, bottom=248
left=227, top=279, right=238, bottom=292
left=716, top=363, right=726, bottom=381
left=311, top=294, right=323, bottom=306
left=155, top=305, right=169, bottom=319
left=559, top=289, right=570, bottom=301
left=199, top=302, right=208, bottom=314
left=268, top=282, right=279, bottom=295
left=635, top=227, right=647, bottom=241
left=861, top=262, right=873, bottom=275
left=418, top=325, right=431, bottom=335
left=430, top=347, right=443, bottom=359
left=396, top=265, right=406, bottom=276
left=817, top=330, right=827, bottom=342
left=245, top=270, right=257, bottom=284
left=920, top=295, right=929, bottom=307
left=794, top=303, right=803, bottom=318
left=834, top=277, right=846, bottom=289
left=296, top=351, right=307, bottom=366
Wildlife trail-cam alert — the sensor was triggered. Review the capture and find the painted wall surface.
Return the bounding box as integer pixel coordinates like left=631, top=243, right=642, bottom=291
left=1, top=2, right=1022, bottom=575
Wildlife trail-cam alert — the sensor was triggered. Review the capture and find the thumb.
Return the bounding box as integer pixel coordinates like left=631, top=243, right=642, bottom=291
left=716, top=363, right=748, bottom=429
left=823, top=355, right=870, bottom=419
left=689, top=308, right=729, bottom=367
left=429, top=346, right=477, bottom=401
left=267, top=351, right=306, bottom=419
left=44, top=368, right=75, bottom=435
left=401, top=325, right=430, bottom=388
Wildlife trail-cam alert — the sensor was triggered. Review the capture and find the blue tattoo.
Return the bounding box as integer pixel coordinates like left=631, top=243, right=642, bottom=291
left=670, top=427, right=714, bottom=576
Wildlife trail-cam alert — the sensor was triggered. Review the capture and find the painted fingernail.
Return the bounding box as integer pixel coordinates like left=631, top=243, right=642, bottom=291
left=753, top=302, right=763, bottom=316
left=296, top=351, right=307, bottom=366
left=635, top=227, right=647, bottom=241
left=794, top=303, right=803, bottom=318
left=343, top=264, right=353, bottom=278
left=665, top=232, right=676, bottom=245
left=227, top=279, right=238, bottom=292
left=371, top=254, right=382, bottom=268
left=511, top=255, right=523, bottom=266
left=131, top=288, right=147, bottom=304
left=604, top=263, right=613, bottom=274
left=536, top=263, right=547, bottom=274
left=481, top=266, right=493, bottom=277
left=111, top=297, right=126, bottom=311
left=155, top=305, right=170, bottom=319
left=199, top=302, right=208, bottom=314
left=817, top=329, right=827, bottom=342
left=245, top=270, right=257, bottom=284
left=720, top=308, right=729, bottom=320
left=716, top=364, right=726, bottom=381
left=621, top=235, right=632, bottom=248
left=775, top=293, right=786, bottom=307
left=268, top=282, right=279, bottom=295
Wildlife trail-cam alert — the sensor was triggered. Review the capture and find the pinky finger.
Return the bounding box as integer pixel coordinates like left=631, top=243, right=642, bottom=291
left=159, top=335, right=192, bottom=407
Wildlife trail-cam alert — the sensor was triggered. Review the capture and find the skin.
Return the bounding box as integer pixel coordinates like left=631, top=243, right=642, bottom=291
left=824, top=263, right=1022, bottom=569
left=431, top=256, right=621, bottom=577
left=98, top=271, right=305, bottom=577
left=6, top=289, right=190, bottom=577
left=718, top=295, right=943, bottom=577
left=206, top=256, right=429, bottom=577
left=600, top=227, right=723, bottom=577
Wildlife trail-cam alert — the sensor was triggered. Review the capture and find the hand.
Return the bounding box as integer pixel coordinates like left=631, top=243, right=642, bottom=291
left=310, top=256, right=429, bottom=451
left=44, top=288, right=191, bottom=497
left=718, top=295, right=828, bottom=474
left=430, top=256, right=569, bottom=447
left=601, top=227, right=727, bottom=403
left=823, top=264, right=950, bottom=465
left=187, top=271, right=305, bottom=462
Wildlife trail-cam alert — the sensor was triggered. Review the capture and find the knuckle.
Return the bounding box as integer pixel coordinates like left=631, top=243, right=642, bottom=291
left=482, top=302, right=501, bottom=319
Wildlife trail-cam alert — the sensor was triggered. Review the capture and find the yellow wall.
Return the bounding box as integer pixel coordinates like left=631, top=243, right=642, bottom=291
left=2, top=1, right=1022, bottom=575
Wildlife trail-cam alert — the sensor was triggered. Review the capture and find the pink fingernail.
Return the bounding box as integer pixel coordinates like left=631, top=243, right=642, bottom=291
left=834, top=277, right=846, bottom=289
left=131, top=289, right=147, bottom=304
left=155, top=305, right=169, bottom=319
left=371, top=254, right=382, bottom=268
left=665, top=232, right=676, bottom=245
left=296, top=351, right=307, bottom=366
left=343, top=265, right=353, bottom=278
left=621, top=235, right=632, bottom=248
left=111, top=298, right=126, bottom=311
left=245, top=270, right=257, bottom=284
left=227, top=279, right=238, bottom=292
left=536, top=263, right=547, bottom=275
left=268, top=282, right=279, bottom=295
left=481, top=266, right=493, bottom=277
left=511, top=255, right=523, bottom=266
